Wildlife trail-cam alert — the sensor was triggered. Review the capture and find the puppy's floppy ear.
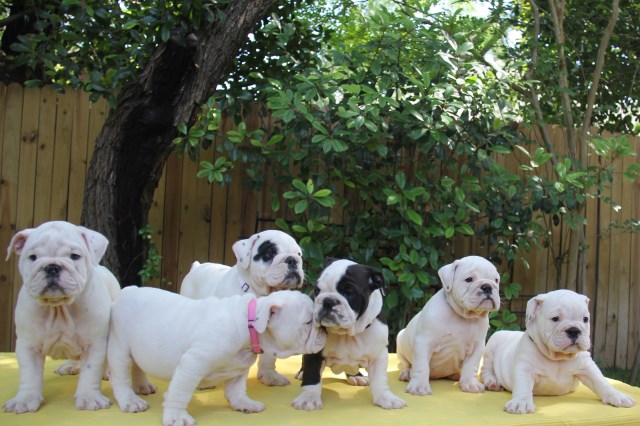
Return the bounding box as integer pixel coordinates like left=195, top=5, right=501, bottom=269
left=233, top=234, right=260, bottom=270
left=253, top=297, right=280, bottom=334
left=367, top=267, right=385, bottom=292
left=6, top=229, right=34, bottom=261
left=438, top=260, right=458, bottom=292
left=324, top=257, right=339, bottom=268
left=526, top=294, right=545, bottom=326
left=78, top=226, right=109, bottom=265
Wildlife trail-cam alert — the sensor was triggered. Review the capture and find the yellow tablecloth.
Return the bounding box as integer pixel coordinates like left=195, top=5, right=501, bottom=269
left=1, top=353, right=639, bottom=425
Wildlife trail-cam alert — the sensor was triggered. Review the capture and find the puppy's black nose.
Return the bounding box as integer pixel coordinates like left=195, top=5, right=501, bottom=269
left=285, top=256, right=298, bottom=269
left=566, top=327, right=581, bottom=341
left=480, top=284, right=492, bottom=294
left=44, top=264, right=62, bottom=277
left=322, top=298, right=338, bottom=310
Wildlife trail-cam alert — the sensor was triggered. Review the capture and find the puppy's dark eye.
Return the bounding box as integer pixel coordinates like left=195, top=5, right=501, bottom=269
left=495, top=278, right=499, bottom=284
left=70, top=254, right=81, bottom=260
left=583, top=317, right=589, bottom=323
left=313, top=287, right=320, bottom=297
left=29, top=254, right=37, bottom=261
left=465, top=277, right=473, bottom=283
left=551, top=316, right=560, bottom=322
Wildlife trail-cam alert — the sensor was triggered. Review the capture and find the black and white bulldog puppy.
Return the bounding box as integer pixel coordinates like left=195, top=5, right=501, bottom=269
left=292, top=259, right=406, bottom=410
left=179, top=229, right=304, bottom=386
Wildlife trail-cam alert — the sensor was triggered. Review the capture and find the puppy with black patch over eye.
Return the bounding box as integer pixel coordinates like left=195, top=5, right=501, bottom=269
left=179, top=230, right=304, bottom=386
left=396, top=255, right=501, bottom=396
left=292, top=258, right=406, bottom=411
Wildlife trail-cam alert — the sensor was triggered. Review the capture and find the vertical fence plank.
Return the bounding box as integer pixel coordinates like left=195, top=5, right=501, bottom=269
left=0, top=83, right=22, bottom=351
left=50, top=88, right=76, bottom=220
left=67, top=90, right=91, bottom=224
left=627, top=137, right=640, bottom=369
left=33, top=87, right=57, bottom=225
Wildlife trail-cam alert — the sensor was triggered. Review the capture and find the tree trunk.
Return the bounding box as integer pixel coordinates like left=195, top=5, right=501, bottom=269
left=81, top=0, right=278, bottom=285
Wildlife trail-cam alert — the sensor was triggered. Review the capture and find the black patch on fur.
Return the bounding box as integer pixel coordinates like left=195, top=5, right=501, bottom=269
left=253, top=240, right=278, bottom=263
left=337, top=264, right=384, bottom=319
left=300, top=351, right=324, bottom=386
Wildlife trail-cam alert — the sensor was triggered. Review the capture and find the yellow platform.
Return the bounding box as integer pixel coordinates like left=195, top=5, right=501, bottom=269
left=1, top=353, right=639, bottom=425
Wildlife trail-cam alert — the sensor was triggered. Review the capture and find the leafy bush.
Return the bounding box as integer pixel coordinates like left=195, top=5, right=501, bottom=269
left=174, top=1, right=638, bottom=346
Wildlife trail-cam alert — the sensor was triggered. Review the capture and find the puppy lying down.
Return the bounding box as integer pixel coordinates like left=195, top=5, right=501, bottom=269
left=108, top=287, right=326, bottom=426
left=481, top=289, right=636, bottom=414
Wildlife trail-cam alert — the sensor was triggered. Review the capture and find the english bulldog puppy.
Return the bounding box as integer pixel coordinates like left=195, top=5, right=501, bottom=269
left=108, top=287, right=326, bottom=426
left=3, top=221, right=120, bottom=413
left=180, top=230, right=304, bottom=386
left=292, top=259, right=406, bottom=410
left=481, top=289, right=636, bottom=414
left=396, top=255, right=500, bottom=395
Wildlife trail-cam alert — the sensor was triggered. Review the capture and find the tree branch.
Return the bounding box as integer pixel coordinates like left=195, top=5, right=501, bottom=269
left=578, top=0, right=620, bottom=155
left=548, top=0, right=576, bottom=160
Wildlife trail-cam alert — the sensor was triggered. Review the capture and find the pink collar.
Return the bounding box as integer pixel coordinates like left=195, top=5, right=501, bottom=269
left=247, top=299, right=262, bottom=354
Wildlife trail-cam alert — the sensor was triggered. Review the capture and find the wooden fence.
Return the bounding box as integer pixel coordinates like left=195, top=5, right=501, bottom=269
left=1, top=84, right=638, bottom=370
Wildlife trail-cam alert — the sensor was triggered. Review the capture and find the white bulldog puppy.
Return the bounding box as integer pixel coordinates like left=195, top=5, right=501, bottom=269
left=292, top=259, right=406, bottom=411
left=396, top=255, right=500, bottom=396
left=180, top=229, right=304, bottom=386
left=108, top=286, right=326, bottom=426
left=481, top=289, right=636, bottom=414
left=3, top=221, right=120, bottom=413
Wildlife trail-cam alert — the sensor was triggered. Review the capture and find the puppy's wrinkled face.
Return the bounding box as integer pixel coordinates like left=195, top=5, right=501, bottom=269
left=259, top=291, right=327, bottom=358
left=527, top=289, right=591, bottom=360
left=439, top=256, right=501, bottom=317
left=7, top=221, right=107, bottom=306
left=313, top=259, right=383, bottom=335
left=233, top=230, right=304, bottom=294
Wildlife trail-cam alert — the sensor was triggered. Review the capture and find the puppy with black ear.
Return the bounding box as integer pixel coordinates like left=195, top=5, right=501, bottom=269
left=292, top=258, right=406, bottom=410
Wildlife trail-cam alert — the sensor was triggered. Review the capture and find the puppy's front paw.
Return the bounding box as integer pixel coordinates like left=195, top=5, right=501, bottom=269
left=405, top=379, right=432, bottom=396
left=291, top=394, right=323, bottom=411
left=3, top=393, right=44, bottom=413
left=459, top=377, right=485, bottom=393
left=258, top=370, right=290, bottom=387
left=346, top=372, right=369, bottom=386
left=602, top=391, right=636, bottom=408
left=504, top=397, right=535, bottom=414
left=230, top=397, right=265, bottom=413
left=75, top=391, right=111, bottom=410
left=163, top=408, right=195, bottom=426
left=398, top=369, right=410, bottom=382
left=117, top=395, right=148, bottom=413
left=55, top=360, right=80, bottom=376
left=373, top=391, right=406, bottom=410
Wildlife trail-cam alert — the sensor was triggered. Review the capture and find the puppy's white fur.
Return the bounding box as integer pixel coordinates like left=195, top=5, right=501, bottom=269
left=180, top=230, right=304, bottom=386
left=3, top=221, right=120, bottom=413
left=108, top=287, right=326, bottom=426
left=396, top=255, right=500, bottom=395
left=481, top=289, right=636, bottom=414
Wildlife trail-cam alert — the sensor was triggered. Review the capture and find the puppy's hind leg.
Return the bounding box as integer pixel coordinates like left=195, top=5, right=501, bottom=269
left=396, top=352, right=411, bottom=382
left=131, top=362, right=157, bottom=395
left=346, top=372, right=369, bottom=386
left=108, top=341, right=148, bottom=412
left=55, top=360, right=80, bottom=376
left=257, top=353, right=290, bottom=386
